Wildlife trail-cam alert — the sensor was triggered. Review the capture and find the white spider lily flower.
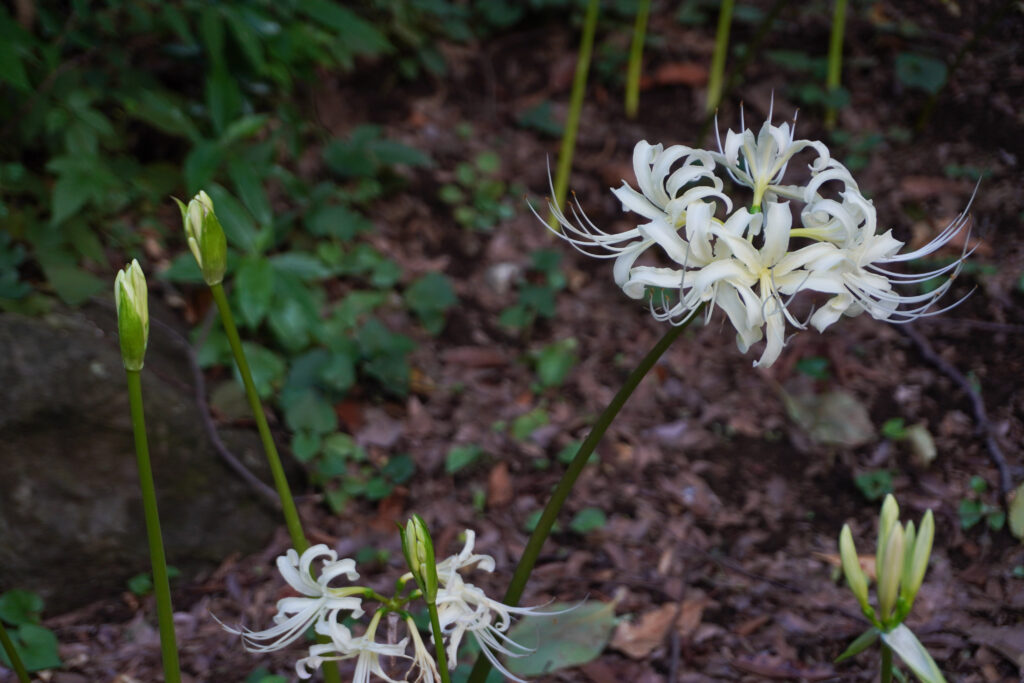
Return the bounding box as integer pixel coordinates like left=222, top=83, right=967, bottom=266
left=435, top=571, right=543, bottom=683
left=296, top=611, right=409, bottom=681
left=713, top=106, right=831, bottom=210
left=434, top=529, right=495, bottom=578
left=405, top=616, right=441, bottom=683
left=220, top=544, right=365, bottom=653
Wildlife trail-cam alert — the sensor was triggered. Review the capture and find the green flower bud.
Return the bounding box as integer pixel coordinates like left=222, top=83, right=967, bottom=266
left=877, top=494, right=899, bottom=573
left=400, top=514, right=438, bottom=603
left=901, top=520, right=916, bottom=597
left=905, top=509, right=934, bottom=607
left=839, top=524, right=872, bottom=617
left=114, top=260, right=149, bottom=371
left=877, top=522, right=904, bottom=622
left=175, top=190, right=227, bottom=286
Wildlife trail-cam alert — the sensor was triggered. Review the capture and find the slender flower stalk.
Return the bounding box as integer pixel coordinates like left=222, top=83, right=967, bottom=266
left=465, top=318, right=697, bottom=683
left=0, top=621, right=30, bottom=683
left=706, top=0, right=735, bottom=113
left=177, top=191, right=343, bottom=683
left=548, top=0, right=600, bottom=230
left=825, top=0, right=849, bottom=129
left=115, top=261, right=181, bottom=683
left=625, top=0, right=651, bottom=119
left=881, top=644, right=894, bottom=683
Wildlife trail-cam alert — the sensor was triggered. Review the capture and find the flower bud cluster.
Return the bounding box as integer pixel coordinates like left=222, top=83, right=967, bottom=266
left=114, top=259, right=149, bottom=371
left=175, top=190, right=227, bottom=286
left=839, top=494, right=935, bottom=630
left=542, top=105, right=974, bottom=367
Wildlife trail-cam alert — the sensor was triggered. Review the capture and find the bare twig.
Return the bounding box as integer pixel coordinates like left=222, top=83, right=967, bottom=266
left=898, top=324, right=1012, bottom=502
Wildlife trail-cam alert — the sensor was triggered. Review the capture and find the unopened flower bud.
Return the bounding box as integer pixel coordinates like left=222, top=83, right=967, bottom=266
left=877, top=494, right=899, bottom=571
left=905, top=509, right=934, bottom=607
left=839, top=524, right=872, bottom=616
left=400, top=514, right=438, bottom=603
left=114, top=259, right=149, bottom=371
left=877, top=522, right=904, bottom=622
left=175, top=190, right=227, bottom=285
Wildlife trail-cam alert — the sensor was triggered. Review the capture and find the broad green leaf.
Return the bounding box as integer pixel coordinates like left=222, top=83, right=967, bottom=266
left=881, top=624, right=947, bottom=683
left=235, top=257, right=274, bottom=328
left=0, top=590, right=43, bottom=626
left=305, top=204, right=373, bottom=241
left=569, top=507, right=607, bottom=534
left=269, top=252, right=332, bottom=281
left=184, top=141, right=225, bottom=194
left=835, top=627, right=879, bottom=662
left=446, top=444, right=484, bottom=474
left=219, top=115, right=269, bottom=147
left=382, top=453, right=414, bottom=484
left=320, top=351, right=356, bottom=394
left=533, top=337, right=578, bottom=388
left=297, top=0, right=391, bottom=57
left=238, top=342, right=285, bottom=399
left=205, top=65, right=243, bottom=135
left=0, top=39, right=30, bottom=91
left=282, top=388, right=337, bottom=435
left=227, top=156, right=272, bottom=228
left=122, top=89, right=201, bottom=141
left=268, top=297, right=314, bottom=352
left=405, top=272, right=457, bottom=334
left=5, top=623, right=61, bottom=672
left=291, top=430, right=321, bottom=463
left=371, top=139, right=432, bottom=168
left=41, top=263, right=105, bottom=306
left=895, top=53, right=947, bottom=95
left=504, top=602, right=617, bottom=677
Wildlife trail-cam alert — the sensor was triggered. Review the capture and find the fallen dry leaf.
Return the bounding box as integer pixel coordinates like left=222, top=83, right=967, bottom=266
left=487, top=461, right=513, bottom=508
left=611, top=603, right=677, bottom=659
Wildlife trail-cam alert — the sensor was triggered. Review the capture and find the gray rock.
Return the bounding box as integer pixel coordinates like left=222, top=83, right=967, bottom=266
left=0, top=305, right=279, bottom=612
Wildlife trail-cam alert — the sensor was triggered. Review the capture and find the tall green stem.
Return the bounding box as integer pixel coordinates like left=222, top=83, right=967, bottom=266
left=467, top=316, right=698, bottom=683
left=126, top=370, right=182, bottom=683
left=426, top=604, right=451, bottom=683
left=825, top=0, right=848, bottom=129
left=209, top=284, right=342, bottom=683
left=0, top=620, right=30, bottom=683
left=706, top=0, right=735, bottom=114
left=210, top=283, right=307, bottom=553
left=548, top=0, right=600, bottom=230
left=625, top=0, right=651, bottom=119
left=880, top=643, right=893, bottom=683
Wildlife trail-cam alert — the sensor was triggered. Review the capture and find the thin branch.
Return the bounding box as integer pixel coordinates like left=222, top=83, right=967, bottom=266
left=898, top=324, right=1012, bottom=502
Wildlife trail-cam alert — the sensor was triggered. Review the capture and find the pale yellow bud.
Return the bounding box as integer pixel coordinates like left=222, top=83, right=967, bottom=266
left=905, top=509, right=934, bottom=605
left=877, top=522, right=905, bottom=621
left=114, top=260, right=149, bottom=371
left=839, top=524, right=871, bottom=615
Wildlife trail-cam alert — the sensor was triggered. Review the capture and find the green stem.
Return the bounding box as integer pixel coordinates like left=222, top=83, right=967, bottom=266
left=210, top=283, right=307, bottom=554
left=706, top=0, right=735, bottom=114
left=625, top=0, right=651, bottom=119
left=126, top=370, right=182, bottom=683
left=881, top=643, right=893, bottom=683
left=427, top=604, right=451, bottom=683
left=466, top=316, right=698, bottom=683
left=0, top=620, right=30, bottom=683
left=548, top=0, right=599, bottom=230
left=825, top=0, right=848, bottom=129
left=209, top=284, right=342, bottom=683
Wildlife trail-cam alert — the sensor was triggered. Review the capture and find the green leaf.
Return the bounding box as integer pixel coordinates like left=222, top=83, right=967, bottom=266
left=41, top=263, right=105, bottom=306
left=323, top=432, right=365, bottom=462
left=511, top=406, right=549, bottom=441
left=363, top=477, right=393, bottom=501
left=446, top=444, right=485, bottom=474
left=504, top=602, right=617, bottom=677
left=895, top=53, right=948, bottom=95
left=297, top=0, right=391, bottom=57
left=268, top=298, right=314, bottom=352
left=958, top=499, right=983, bottom=530
left=881, top=418, right=908, bottom=440
left=205, top=65, right=243, bottom=134
left=160, top=252, right=206, bottom=283
left=855, top=470, right=894, bottom=502
left=127, top=573, right=153, bottom=596
left=184, top=141, right=225, bottom=194
left=319, top=351, right=356, bottom=394
left=532, top=338, right=578, bottom=388
left=796, top=356, right=830, bottom=380
left=835, top=627, right=880, bottom=663
left=516, top=100, right=564, bottom=137
left=0, top=39, right=30, bottom=91
left=405, top=272, right=457, bottom=334
left=235, top=257, right=274, bottom=328
left=219, top=115, right=269, bottom=147
left=569, top=508, right=607, bottom=534
left=382, top=453, right=415, bottom=484
left=269, top=252, right=332, bottom=281
left=205, top=184, right=260, bottom=253
left=1, top=623, right=62, bottom=672
left=881, top=624, right=947, bottom=683
left=305, top=204, right=373, bottom=241
left=0, top=590, right=43, bottom=626
left=238, top=342, right=285, bottom=399
left=228, top=157, right=272, bottom=228
left=282, top=389, right=337, bottom=435
left=122, top=89, right=201, bottom=141
left=291, top=430, right=322, bottom=463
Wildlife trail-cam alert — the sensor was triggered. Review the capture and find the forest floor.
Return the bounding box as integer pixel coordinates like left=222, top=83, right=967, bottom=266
left=11, top=1, right=1024, bottom=682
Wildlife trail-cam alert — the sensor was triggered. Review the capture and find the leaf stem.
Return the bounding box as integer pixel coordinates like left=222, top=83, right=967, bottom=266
left=881, top=642, right=893, bottom=683
left=427, top=603, right=451, bottom=683
left=466, top=315, right=698, bottom=683
left=548, top=0, right=600, bottom=230
left=625, top=0, right=651, bottom=119
left=706, top=0, right=735, bottom=114
left=825, top=0, right=848, bottom=129
left=126, top=370, right=181, bottom=683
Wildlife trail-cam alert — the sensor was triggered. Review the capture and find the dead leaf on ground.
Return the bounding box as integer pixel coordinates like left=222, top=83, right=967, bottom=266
left=611, top=603, right=677, bottom=659
left=487, top=461, right=513, bottom=508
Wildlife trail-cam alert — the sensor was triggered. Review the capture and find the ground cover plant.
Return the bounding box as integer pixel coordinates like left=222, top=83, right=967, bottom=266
left=2, top=0, right=1024, bottom=681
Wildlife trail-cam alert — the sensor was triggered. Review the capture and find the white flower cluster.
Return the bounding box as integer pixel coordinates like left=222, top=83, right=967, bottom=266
left=543, top=109, right=973, bottom=367
left=222, top=532, right=546, bottom=682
